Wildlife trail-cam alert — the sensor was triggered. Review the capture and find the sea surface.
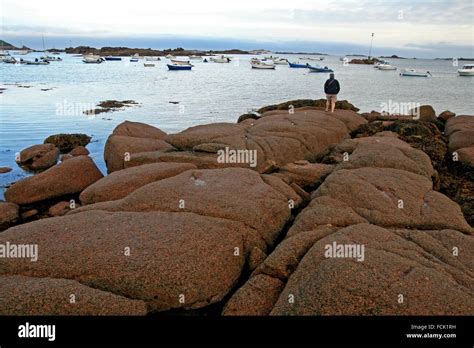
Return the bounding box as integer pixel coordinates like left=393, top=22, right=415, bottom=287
left=1, top=53, right=473, bottom=197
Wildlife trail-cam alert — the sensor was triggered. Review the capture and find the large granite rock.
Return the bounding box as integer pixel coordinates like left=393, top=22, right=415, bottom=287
left=0, top=275, right=147, bottom=315
left=0, top=167, right=302, bottom=314
left=223, top=134, right=473, bottom=316
left=17, top=144, right=60, bottom=172
left=5, top=156, right=103, bottom=205
left=80, top=162, right=197, bottom=204
left=44, top=133, right=91, bottom=152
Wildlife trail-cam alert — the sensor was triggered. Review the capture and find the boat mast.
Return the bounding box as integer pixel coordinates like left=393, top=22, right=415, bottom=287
left=368, top=33, right=375, bottom=60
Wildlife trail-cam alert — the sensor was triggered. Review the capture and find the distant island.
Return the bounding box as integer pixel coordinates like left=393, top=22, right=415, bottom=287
left=435, top=57, right=474, bottom=61
left=275, top=51, right=328, bottom=55
left=379, top=54, right=407, bottom=59
left=0, top=39, right=31, bottom=51
left=65, top=46, right=250, bottom=56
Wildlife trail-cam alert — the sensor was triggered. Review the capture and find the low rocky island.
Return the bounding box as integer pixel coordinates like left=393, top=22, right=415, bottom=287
left=0, top=100, right=472, bottom=315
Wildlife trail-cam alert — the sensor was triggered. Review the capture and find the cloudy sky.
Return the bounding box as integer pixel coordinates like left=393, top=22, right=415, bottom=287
left=1, top=0, right=473, bottom=57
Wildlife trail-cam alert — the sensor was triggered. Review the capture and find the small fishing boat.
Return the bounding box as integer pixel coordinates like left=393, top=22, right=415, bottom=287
left=166, top=54, right=175, bottom=59
left=1, top=56, right=17, bottom=63
left=400, top=68, right=431, bottom=77
left=458, top=64, right=474, bottom=76
left=20, top=58, right=50, bottom=65
left=308, top=65, right=333, bottom=73
left=288, top=62, right=309, bottom=68
left=167, top=64, right=192, bottom=71
left=130, top=58, right=139, bottom=62
left=144, top=63, right=155, bottom=67
left=171, top=59, right=191, bottom=65
left=16, top=50, right=29, bottom=55
left=250, top=60, right=275, bottom=69
left=82, top=55, right=104, bottom=64
left=41, top=55, right=62, bottom=62
left=210, top=56, right=231, bottom=63
left=104, top=56, right=122, bottom=61
left=189, top=55, right=202, bottom=60
left=377, top=63, right=397, bottom=70
left=373, top=60, right=389, bottom=68
left=145, top=56, right=161, bottom=61
left=273, top=58, right=288, bottom=65
left=0, top=51, right=10, bottom=56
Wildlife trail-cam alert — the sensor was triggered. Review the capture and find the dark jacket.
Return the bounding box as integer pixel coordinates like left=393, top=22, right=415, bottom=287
left=324, top=78, right=340, bottom=95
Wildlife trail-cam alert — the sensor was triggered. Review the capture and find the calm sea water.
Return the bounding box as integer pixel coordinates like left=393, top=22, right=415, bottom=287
left=1, top=53, right=473, bottom=197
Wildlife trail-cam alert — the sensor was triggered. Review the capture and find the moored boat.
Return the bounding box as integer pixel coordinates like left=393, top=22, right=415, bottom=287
left=377, top=63, right=397, bottom=70
left=82, top=55, right=104, bottom=64
left=167, top=64, right=193, bottom=70
left=171, top=59, right=191, bottom=65
left=1, top=56, right=17, bottom=63
left=308, top=65, right=334, bottom=73
left=145, top=56, right=161, bottom=61
left=130, top=58, right=139, bottom=62
left=165, top=54, right=175, bottom=59
left=210, top=56, right=231, bottom=63
left=400, top=68, right=431, bottom=77
left=250, top=60, right=275, bottom=69
left=41, top=55, right=62, bottom=62
left=458, top=64, right=474, bottom=76
left=189, top=55, right=202, bottom=60
left=288, top=62, right=309, bottom=68
left=104, top=56, right=122, bottom=61
left=20, top=58, right=50, bottom=65
left=144, top=63, right=155, bottom=67
left=273, top=58, right=288, bottom=65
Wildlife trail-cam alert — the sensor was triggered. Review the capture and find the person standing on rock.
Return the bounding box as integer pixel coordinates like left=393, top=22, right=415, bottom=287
left=324, top=73, right=340, bottom=113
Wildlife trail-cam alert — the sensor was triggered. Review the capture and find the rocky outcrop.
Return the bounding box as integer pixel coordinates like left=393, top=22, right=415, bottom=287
left=17, top=144, right=60, bottom=171
left=0, top=202, right=19, bottom=227
left=257, top=99, right=360, bottom=113
left=1, top=101, right=472, bottom=317
left=4, top=156, right=103, bottom=205
left=44, top=133, right=91, bottom=152
left=80, top=162, right=197, bottom=204
left=164, top=109, right=365, bottom=173
left=69, top=146, right=90, bottom=156
left=0, top=275, right=147, bottom=315
left=445, top=116, right=474, bottom=169
left=1, top=168, right=302, bottom=313
left=223, top=134, right=473, bottom=316
left=438, top=110, right=455, bottom=122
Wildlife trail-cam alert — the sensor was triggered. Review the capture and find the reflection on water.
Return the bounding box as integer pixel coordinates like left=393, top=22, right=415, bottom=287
left=1, top=53, right=473, bottom=196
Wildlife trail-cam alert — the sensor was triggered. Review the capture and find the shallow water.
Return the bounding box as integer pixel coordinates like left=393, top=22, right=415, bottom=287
left=1, top=53, right=473, bottom=197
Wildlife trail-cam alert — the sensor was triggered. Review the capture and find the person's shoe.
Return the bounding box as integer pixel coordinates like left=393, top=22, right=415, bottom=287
left=325, top=109, right=329, bottom=112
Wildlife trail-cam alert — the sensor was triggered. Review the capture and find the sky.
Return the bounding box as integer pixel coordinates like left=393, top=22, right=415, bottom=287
left=1, top=0, right=473, bottom=58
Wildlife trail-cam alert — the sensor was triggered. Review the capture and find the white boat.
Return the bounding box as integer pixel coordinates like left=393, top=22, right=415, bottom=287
left=377, top=63, right=397, bottom=70
left=41, top=55, right=62, bottom=62
left=166, top=54, right=175, bottom=59
left=0, top=50, right=10, bottom=57
left=210, top=56, right=231, bottom=63
left=82, top=55, right=104, bottom=64
left=145, top=56, right=161, bottom=61
left=171, top=59, right=191, bottom=65
left=400, top=68, right=431, bottom=77
left=250, top=60, right=275, bottom=69
left=189, top=55, right=202, bottom=60
left=144, top=63, right=155, bottom=67
left=374, top=60, right=389, bottom=68
left=1, top=56, right=17, bottom=63
left=458, top=64, right=474, bottom=76
left=20, top=58, right=50, bottom=65
left=273, top=58, right=288, bottom=65
left=16, top=50, right=29, bottom=55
